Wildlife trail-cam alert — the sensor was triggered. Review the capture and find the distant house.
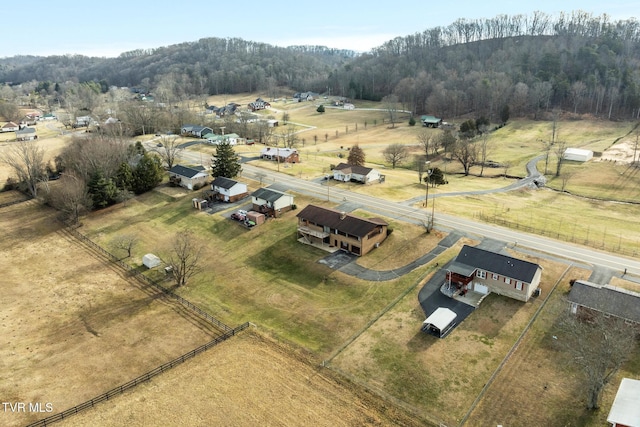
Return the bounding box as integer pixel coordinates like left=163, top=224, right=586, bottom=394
left=251, top=187, right=295, bottom=218
left=607, top=378, right=640, bottom=427
left=293, top=92, right=317, bottom=102
left=343, top=103, right=355, bottom=110
left=168, top=165, right=209, bottom=190
left=446, top=245, right=543, bottom=302
left=181, top=125, right=213, bottom=138
left=567, top=280, right=640, bottom=324
left=260, top=147, right=300, bottom=163
left=210, top=176, right=248, bottom=202
left=204, top=133, right=244, bottom=145
left=296, top=204, right=388, bottom=256
left=74, top=116, right=92, bottom=128
left=15, top=127, right=37, bottom=141
left=421, top=115, right=443, bottom=128
left=248, top=98, right=271, bottom=111
left=332, top=163, right=383, bottom=184
left=1, top=122, right=19, bottom=132
left=39, top=113, right=57, bottom=121
left=563, top=148, right=594, bottom=162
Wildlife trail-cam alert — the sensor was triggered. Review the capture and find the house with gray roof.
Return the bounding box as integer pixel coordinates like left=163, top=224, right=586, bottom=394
left=332, top=162, right=383, bottom=184
left=168, top=164, right=208, bottom=190
left=251, top=187, right=294, bottom=218
left=568, top=280, right=640, bottom=324
left=446, top=245, right=543, bottom=302
left=15, top=127, right=37, bottom=141
left=181, top=124, right=213, bottom=138
left=210, top=176, right=248, bottom=202
left=296, top=204, right=388, bottom=256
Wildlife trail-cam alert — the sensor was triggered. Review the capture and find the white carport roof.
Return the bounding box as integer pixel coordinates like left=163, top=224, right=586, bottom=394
left=607, top=378, right=640, bottom=427
left=422, top=307, right=457, bottom=330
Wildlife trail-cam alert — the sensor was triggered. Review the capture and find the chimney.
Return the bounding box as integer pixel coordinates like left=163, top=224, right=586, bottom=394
left=340, top=212, right=347, bottom=220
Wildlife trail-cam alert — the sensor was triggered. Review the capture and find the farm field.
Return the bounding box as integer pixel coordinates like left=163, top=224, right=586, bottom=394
left=61, top=331, right=425, bottom=427
left=0, top=201, right=226, bottom=427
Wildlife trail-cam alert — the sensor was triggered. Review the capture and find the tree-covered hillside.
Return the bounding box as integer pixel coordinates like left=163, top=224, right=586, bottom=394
left=2, top=11, right=640, bottom=120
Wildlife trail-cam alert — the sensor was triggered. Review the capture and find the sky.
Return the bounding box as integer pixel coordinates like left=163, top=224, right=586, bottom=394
left=2, top=1, right=637, bottom=58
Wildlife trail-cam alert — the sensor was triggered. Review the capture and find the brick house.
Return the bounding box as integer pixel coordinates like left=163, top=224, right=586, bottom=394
left=296, top=204, right=388, bottom=256
left=567, top=280, right=640, bottom=325
left=210, top=176, right=248, bottom=202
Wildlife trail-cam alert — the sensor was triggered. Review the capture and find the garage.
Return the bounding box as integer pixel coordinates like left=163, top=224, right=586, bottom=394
left=473, top=283, right=490, bottom=294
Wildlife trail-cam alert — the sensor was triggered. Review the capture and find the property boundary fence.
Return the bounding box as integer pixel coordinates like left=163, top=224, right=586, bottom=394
left=0, top=196, right=32, bottom=209
left=26, top=322, right=250, bottom=427
left=63, top=224, right=233, bottom=333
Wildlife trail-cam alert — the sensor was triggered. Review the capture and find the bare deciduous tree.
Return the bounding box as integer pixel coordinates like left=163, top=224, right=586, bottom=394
left=46, top=173, right=91, bottom=224
left=165, top=231, right=203, bottom=287
left=451, top=138, right=478, bottom=176
left=382, top=94, right=400, bottom=128
left=382, top=143, right=409, bottom=169
left=111, top=234, right=139, bottom=258
left=417, top=129, right=437, bottom=159
left=1, top=140, right=46, bottom=198
left=155, top=135, right=182, bottom=169
left=477, top=130, right=492, bottom=177
left=554, top=139, right=568, bottom=177
left=553, top=308, right=637, bottom=410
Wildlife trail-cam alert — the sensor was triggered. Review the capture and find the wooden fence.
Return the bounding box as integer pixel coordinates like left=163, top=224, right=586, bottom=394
left=26, top=322, right=250, bottom=427
left=63, top=225, right=233, bottom=333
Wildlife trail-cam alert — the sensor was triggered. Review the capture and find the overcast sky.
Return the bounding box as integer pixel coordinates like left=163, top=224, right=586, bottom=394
left=2, top=1, right=637, bottom=58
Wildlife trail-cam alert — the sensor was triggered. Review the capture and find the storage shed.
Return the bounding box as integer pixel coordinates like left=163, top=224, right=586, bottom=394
left=142, top=253, right=161, bottom=269
left=563, top=148, right=593, bottom=162
left=421, top=307, right=457, bottom=338
left=246, top=211, right=266, bottom=225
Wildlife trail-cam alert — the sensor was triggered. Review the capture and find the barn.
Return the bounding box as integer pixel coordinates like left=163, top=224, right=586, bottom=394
left=563, top=148, right=593, bottom=162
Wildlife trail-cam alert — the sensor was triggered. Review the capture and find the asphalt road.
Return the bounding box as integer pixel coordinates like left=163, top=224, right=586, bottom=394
left=161, top=141, right=640, bottom=277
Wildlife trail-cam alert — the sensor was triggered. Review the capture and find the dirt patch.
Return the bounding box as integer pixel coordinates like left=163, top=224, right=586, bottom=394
left=59, top=331, right=425, bottom=427
left=0, top=202, right=224, bottom=427
left=599, top=140, right=638, bottom=164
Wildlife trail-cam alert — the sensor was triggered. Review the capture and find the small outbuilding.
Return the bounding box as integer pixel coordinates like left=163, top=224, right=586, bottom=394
left=421, top=307, right=457, bottom=338
left=607, top=378, right=640, bottom=427
left=142, top=253, right=161, bottom=269
left=563, top=148, right=593, bottom=162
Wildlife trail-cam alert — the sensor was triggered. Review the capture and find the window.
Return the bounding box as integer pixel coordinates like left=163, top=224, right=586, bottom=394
left=504, top=277, right=511, bottom=285
left=476, top=270, right=486, bottom=279
left=492, top=273, right=499, bottom=280
left=515, top=281, right=523, bottom=291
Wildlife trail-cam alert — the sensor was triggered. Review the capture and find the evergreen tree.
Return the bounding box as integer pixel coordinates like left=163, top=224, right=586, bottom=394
left=347, top=144, right=366, bottom=166
left=426, top=167, right=447, bottom=186
left=114, top=162, right=134, bottom=191
left=131, top=153, right=163, bottom=194
left=500, top=104, right=510, bottom=124
left=88, top=170, right=118, bottom=208
left=316, top=104, right=325, bottom=113
left=211, top=141, right=242, bottom=178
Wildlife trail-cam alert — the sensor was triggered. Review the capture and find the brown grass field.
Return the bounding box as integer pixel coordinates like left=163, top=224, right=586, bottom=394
left=0, top=201, right=225, bottom=427
left=3, top=95, right=640, bottom=426
left=60, top=331, right=424, bottom=427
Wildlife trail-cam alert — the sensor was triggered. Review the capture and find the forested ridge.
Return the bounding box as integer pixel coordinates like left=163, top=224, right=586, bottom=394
left=2, top=11, right=640, bottom=119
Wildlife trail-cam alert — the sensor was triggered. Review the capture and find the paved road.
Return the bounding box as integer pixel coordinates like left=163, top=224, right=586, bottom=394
left=162, top=142, right=640, bottom=277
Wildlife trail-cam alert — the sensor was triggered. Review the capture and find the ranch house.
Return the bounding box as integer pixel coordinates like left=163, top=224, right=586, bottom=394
left=181, top=124, right=213, bottom=138
left=446, top=245, right=542, bottom=302
left=168, top=165, right=209, bottom=190
left=296, top=204, right=388, bottom=256
left=251, top=187, right=295, bottom=218
left=332, top=163, right=383, bottom=184
left=567, top=280, right=640, bottom=325
left=260, top=147, right=300, bottom=163
left=209, top=176, right=248, bottom=202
